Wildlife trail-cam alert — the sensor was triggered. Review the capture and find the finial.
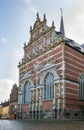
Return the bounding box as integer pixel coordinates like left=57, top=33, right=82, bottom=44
left=37, top=12, right=39, bottom=19
left=19, top=61, right=20, bottom=65
left=43, top=13, right=46, bottom=20
left=24, top=42, right=26, bottom=47
left=52, top=21, right=54, bottom=27
left=30, top=26, right=32, bottom=31
left=60, top=8, right=63, bottom=16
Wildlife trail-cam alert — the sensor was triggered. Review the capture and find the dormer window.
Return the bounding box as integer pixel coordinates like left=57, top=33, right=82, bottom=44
left=29, top=50, right=32, bottom=56
left=39, top=42, right=43, bottom=50
left=32, top=47, right=35, bottom=54
left=36, top=44, right=39, bottom=52
left=39, top=28, right=42, bottom=33
left=35, top=32, right=38, bottom=39
left=47, top=37, right=50, bottom=46
left=33, top=33, right=35, bottom=39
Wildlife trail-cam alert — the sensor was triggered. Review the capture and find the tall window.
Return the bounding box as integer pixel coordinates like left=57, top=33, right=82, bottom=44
left=44, top=73, right=54, bottom=100
left=47, top=37, right=50, bottom=46
left=24, top=81, right=31, bottom=103
left=79, top=74, right=84, bottom=100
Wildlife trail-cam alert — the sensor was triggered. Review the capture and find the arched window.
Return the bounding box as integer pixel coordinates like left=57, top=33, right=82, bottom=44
left=79, top=74, right=84, bottom=100
left=24, top=81, right=31, bottom=103
left=44, top=73, right=54, bottom=100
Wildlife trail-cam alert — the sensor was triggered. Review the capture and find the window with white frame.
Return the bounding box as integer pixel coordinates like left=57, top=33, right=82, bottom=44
left=33, top=33, right=35, bottom=38
left=32, top=47, right=35, bottom=54
left=79, top=74, right=84, bottom=100
left=36, top=44, right=39, bottom=52
left=39, top=42, right=42, bottom=50
left=39, top=28, right=42, bottom=33
left=24, top=81, right=31, bottom=103
left=44, top=73, right=54, bottom=100
left=47, top=37, right=50, bottom=46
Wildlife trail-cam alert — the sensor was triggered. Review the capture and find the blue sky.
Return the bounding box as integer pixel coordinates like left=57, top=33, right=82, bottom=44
left=0, top=0, right=84, bottom=102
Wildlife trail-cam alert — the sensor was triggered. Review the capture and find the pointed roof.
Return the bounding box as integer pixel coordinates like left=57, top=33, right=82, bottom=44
left=60, top=9, right=65, bottom=37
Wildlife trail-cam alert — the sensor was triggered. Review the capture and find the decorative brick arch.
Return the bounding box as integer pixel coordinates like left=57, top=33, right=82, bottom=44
left=23, top=79, right=34, bottom=90
left=40, top=69, right=59, bottom=85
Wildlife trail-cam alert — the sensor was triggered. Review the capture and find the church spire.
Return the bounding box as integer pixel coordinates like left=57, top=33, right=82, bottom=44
left=60, top=9, right=65, bottom=37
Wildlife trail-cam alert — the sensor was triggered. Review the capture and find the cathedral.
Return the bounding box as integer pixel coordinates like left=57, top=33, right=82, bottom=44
left=18, top=11, right=84, bottom=119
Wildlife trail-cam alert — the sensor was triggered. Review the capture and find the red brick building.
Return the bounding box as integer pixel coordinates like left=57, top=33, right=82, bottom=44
left=9, top=84, right=18, bottom=119
left=18, top=12, right=84, bottom=119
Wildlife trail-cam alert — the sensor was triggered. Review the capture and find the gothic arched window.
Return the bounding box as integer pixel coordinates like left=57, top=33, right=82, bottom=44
left=24, top=81, right=31, bottom=103
left=44, top=73, right=54, bottom=100
left=79, top=74, right=84, bottom=100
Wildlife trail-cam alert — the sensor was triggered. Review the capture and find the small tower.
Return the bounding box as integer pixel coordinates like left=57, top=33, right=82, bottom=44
left=43, top=13, right=46, bottom=21
left=36, top=12, right=39, bottom=20
left=60, top=9, right=65, bottom=37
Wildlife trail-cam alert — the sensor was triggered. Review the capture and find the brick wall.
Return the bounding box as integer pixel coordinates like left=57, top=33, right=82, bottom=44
left=64, top=44, right=84, bottom=109
left=42, top=100, right=53, bottom=110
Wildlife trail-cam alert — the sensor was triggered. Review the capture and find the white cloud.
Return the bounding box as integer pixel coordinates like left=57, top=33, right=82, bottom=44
left=0, top=79, right=15, bottom=103
left=19, top=0, right=84, bottom=44
left=19, top=0, right=37, bottom=13
left=65, top=0, right=84, bottom=44
left=1, top=37, right=7, bottom=43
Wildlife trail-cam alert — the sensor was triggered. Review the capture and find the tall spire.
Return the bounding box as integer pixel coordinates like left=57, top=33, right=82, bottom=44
left=60, top=9, right=65, bottom=37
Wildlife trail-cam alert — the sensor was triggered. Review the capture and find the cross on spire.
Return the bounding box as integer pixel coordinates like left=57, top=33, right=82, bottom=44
left=60, top=8, right=63, bottom=16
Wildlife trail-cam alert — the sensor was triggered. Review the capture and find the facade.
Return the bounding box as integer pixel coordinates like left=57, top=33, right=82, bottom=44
left=9, top=84, right=18, bottom=119
left=18, top=12, right=84, bottom=119
left=0, top=101, right=9, bottom=119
